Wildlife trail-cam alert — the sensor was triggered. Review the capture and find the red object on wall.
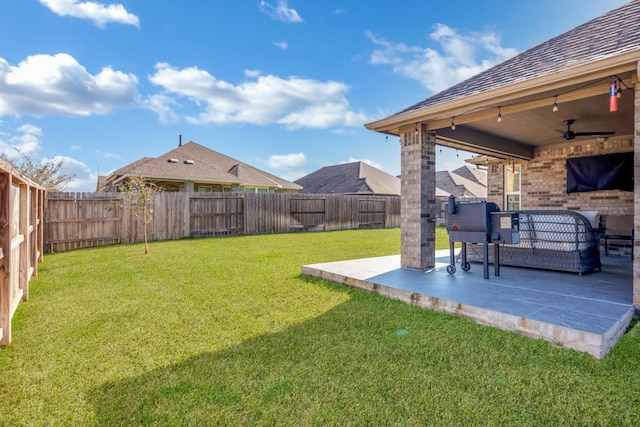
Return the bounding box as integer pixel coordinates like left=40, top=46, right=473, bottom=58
left=609, top=80, right=618, bottom=112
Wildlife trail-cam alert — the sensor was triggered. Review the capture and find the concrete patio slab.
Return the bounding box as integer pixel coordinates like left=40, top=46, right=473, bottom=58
left=301, top=250, right=634, bottom=359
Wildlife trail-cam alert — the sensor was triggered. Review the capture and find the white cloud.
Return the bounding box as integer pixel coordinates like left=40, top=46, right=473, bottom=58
left=259, top=0, right=303, bottom=23
left=267, top=152, right=307, bottom=169
left=0, top=124, right=97, bottom=191
left=39, top=0, right=140, bottom=28
left=0, top=53, right=140, bottom=117
left=47, top=155, right=97, bottom=191
left=148, top=63, right=371, bottom=129
left=341, top=157, right=382, bottom=170
left=274, top=41, right=289, bottom=50
left=0, top=124, right=44, bottom=158
left=144, top=94, right=180, bottom=124
left=367, top=24, right=518, bottom=93
left=96, top=150, right=119, bottom=159
left=244, top=69, right=261, bottom=78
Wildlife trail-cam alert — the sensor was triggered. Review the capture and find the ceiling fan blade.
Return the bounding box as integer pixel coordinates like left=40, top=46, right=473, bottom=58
left=573, top=131, right=616, bottom=136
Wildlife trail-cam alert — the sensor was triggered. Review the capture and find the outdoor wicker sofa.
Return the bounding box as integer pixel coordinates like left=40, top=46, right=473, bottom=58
left=466, top=210, right=602, bottom=275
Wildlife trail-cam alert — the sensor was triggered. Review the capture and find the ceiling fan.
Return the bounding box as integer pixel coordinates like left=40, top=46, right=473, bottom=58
left=561, top=119, right=615, bottom=141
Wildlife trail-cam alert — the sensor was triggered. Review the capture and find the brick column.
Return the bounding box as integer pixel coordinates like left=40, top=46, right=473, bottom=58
left=400, top=125, right=436, bottom=270
left=634, top=69, right=640, bottom=314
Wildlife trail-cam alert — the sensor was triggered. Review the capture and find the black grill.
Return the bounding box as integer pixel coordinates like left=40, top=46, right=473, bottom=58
left=444, top=195, right=519, bottom=279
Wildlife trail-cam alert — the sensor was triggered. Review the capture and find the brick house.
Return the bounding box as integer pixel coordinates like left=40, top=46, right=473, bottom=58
left=365, top=1, right=640, bottom=312
left=99, top=141, right=301, bottom=193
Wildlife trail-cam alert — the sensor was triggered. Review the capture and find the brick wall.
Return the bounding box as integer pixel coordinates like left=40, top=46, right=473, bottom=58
left=400, top=127, right=437, bottom=270
left=486, top=136, right=634, bottom=259
left=486, top=137, right=634, bottom=214
left=634, top=81, right=640, bottom=312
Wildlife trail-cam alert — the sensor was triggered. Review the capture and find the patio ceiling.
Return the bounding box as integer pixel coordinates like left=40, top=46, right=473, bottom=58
left=433, top=77, right=636, bottom=160
left=367, top=66, right=638, bottom=161
left=366, top=50, right=640, bottom=160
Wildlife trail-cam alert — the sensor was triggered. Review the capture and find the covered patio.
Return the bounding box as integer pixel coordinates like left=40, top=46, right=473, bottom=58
left=303, top=251, right=633, bottom=359
left=345, top=1, right=640, bottom=356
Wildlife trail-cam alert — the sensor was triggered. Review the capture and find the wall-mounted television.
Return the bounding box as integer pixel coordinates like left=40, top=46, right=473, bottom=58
left=566, top=152, right=633, bottom=193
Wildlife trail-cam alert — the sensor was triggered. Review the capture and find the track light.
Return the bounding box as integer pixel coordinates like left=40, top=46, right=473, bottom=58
left=552, top=96, right=559, bottom=112
left=451, top=118, right=456, bottom=130
left=497, top=107, right=502, bottom=123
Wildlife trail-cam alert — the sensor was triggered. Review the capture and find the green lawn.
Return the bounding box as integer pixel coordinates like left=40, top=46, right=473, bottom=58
left=1, top=228, right=639, bottom=426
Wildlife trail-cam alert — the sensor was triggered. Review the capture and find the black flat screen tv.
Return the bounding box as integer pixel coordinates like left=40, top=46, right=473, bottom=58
left=566, top=152, right=633, bottom=193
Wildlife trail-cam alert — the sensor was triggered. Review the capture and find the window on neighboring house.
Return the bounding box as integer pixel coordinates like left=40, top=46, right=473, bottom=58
left=504, top=164, right=521, bottom=210
left=244, top=187, right=269, bottom=193
left=197, top=185, right=212, bottom=192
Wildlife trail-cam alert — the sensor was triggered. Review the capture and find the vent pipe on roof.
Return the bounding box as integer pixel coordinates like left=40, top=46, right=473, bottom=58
left=179, top=134, right=182, bottom=147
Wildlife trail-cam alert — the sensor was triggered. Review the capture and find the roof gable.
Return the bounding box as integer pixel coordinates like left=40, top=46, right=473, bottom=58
left=295, top=162, right=401, bottom=195
left=107, top=141, right=301, bottom=190
left=435, top=169, right=487, bottom=198
left=452, top=165, right=487, bottom=186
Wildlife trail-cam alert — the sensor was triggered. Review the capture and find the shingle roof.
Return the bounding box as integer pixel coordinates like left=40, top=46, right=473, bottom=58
left=295, top=162, right=487, bottom=197
left=452, top=165, right=487, bottom=187
left=295, top=162, right=401, bottom=195
left=435, top=170, right=487, bottom=198
left=108, top=141, right=301, bottom=190
left=397, top=0, right=640, bottom=115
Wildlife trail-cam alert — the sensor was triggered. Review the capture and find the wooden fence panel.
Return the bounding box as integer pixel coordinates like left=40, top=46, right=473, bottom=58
left=358, top=198, right=386, bottom=229
left=387, top=195, right=401, bottom=228
left=45, top=192, right=122, bottom=252
left=0, top=162, right=45, bottom=345
left=190, top=193, right=244, bottom=237
left=150, top=191, right=190, bottom=241
left=44, top=192, right=400, bottom=252
left=290, top=197, right=326, bottom=231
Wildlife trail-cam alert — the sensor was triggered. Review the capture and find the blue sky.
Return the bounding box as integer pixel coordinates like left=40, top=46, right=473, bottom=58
left=0, top=0, right=629, bottom=191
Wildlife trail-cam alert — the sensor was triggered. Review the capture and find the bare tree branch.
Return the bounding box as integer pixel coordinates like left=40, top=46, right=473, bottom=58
left=0, top=150, right=75, bottom=191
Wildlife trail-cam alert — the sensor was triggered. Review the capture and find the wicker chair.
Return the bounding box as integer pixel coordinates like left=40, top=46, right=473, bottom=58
left=466, top=210, right=602, bottom=275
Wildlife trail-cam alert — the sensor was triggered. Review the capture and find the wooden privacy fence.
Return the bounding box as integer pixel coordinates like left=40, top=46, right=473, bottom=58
left=0, top=161, right=45, bottom=345
left=45, top=192, right=400, bottom=252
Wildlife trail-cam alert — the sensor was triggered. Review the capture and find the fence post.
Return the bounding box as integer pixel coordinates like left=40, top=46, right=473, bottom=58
left=0, top=172, right=10, bottom=345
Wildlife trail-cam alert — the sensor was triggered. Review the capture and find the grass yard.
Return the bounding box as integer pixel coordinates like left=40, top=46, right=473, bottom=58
left=1, top=228, right=639, bottom=426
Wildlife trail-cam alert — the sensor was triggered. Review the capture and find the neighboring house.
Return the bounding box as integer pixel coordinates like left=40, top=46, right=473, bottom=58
left=295, top=161, right=401, bottom=195
left=436, top=165, right=487, bottom=198
left=434, top=165, right=487, bottom=224
left=365, top=1, right=640, bottom=309
left=99, top=141, right=301, bottom=193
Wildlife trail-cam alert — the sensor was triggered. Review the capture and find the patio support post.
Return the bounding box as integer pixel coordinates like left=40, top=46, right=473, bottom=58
left=634, top=71, right=640, bottom=314
left=400, top=125, right=436, bottom=271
